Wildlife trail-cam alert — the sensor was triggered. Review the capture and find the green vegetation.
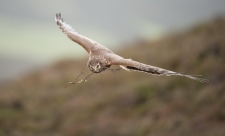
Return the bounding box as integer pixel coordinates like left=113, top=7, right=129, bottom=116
left=0, top=18, right=225, bottom=136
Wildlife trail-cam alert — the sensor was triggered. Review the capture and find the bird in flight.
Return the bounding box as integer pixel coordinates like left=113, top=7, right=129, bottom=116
left=55, top=13, right=208, bottom=86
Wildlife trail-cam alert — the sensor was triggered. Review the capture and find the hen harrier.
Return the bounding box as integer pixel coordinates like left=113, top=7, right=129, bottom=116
left=55, top=13, right=208, bottom=86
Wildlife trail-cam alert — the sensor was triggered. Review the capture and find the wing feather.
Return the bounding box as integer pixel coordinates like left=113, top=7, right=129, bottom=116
left=110, top=56, right=208, bottom=83
left=55, top=13, right=111, bottom=54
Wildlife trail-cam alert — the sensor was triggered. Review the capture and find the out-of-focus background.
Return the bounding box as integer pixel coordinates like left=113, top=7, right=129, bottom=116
left=0, top=0, right=225, bottom=136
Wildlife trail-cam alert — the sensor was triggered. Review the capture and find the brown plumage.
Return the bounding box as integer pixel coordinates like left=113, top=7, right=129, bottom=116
left=55, top=13, right=208, bottom=83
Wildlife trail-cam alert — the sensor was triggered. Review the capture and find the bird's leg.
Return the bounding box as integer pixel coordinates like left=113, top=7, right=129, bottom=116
left=65, top=70, right=94, bottom=88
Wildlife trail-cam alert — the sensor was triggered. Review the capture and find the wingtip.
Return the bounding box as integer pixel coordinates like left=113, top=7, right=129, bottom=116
left=55, top=12, right=61, bottom=18
left=186, top=75, right=209, bottom=83
left=55, top=12, right=64, bottom=24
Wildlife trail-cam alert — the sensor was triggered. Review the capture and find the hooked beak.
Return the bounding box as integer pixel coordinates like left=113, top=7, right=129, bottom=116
left=93, top=66, right=98, bottom=73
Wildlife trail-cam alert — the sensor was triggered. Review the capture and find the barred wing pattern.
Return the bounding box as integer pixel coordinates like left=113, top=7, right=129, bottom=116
left=109, top=56, right=209, bottom=83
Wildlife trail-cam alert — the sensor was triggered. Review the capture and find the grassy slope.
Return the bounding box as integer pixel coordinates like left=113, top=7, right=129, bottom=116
left=0, top=18, right=225, bottom=136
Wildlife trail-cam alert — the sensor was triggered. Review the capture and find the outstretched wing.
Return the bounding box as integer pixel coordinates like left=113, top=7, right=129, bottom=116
left=55, top=13, right=112, bottom=54
left=109, top=55, right=208, bottom=83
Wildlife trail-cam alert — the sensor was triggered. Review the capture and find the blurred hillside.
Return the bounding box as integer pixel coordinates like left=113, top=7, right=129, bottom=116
left=0, top=18, right=225, bottom=136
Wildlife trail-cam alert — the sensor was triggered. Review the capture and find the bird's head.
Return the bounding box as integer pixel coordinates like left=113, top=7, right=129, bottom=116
left=88, top=61, right=109, bottom=73
left=88, top=62, right=103, bottom=73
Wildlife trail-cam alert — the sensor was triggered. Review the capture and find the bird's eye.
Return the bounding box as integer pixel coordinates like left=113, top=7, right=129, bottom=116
left=97, top=64, right=100, bottom=69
